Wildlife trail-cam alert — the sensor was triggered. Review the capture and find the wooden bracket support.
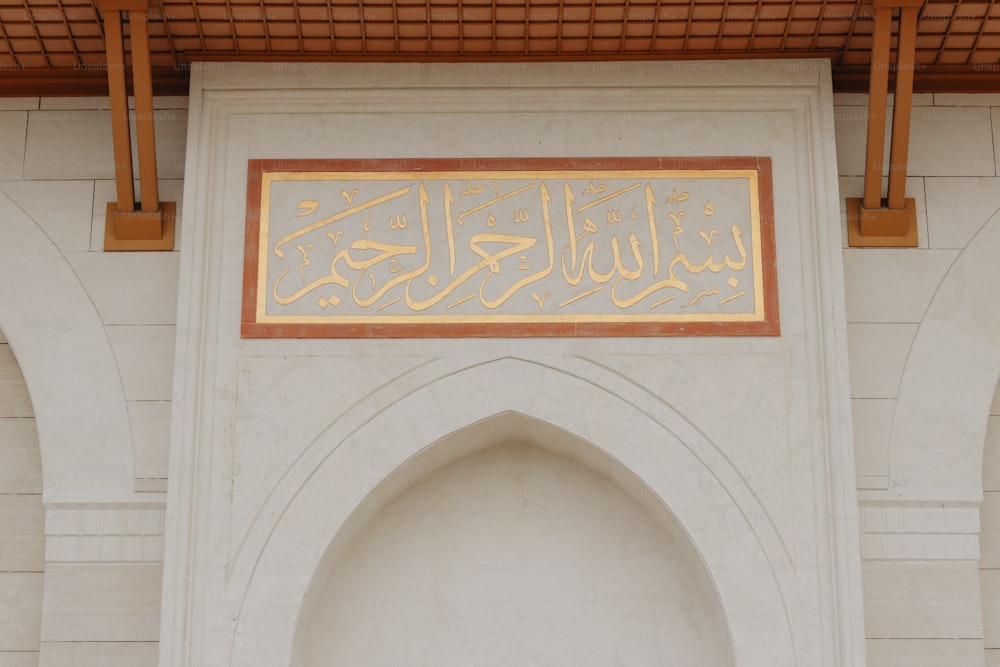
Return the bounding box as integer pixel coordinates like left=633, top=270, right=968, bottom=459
left=847, top=0, right=922, bottom=248
left=97, top=0, right=175, bottom=251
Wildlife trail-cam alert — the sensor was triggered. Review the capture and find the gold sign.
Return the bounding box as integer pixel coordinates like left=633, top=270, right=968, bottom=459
left=242, top=158, right=778, bottom=337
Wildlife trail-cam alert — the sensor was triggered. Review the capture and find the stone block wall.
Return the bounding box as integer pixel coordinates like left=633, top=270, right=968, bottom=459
left=0, top=86, right=998, bottom=666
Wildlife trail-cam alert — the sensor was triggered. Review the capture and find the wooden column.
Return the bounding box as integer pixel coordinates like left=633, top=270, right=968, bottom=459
left=846, top=0, right=923, bottom=248
left=97, top=0, right=175, bottom=251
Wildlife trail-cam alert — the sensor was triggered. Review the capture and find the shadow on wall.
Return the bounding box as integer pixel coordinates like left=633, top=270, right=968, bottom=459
left=292, top=413, right=735, bottom=666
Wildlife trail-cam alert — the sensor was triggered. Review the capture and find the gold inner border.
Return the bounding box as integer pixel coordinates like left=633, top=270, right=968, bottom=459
left=254, top=169, right=765, bottom=325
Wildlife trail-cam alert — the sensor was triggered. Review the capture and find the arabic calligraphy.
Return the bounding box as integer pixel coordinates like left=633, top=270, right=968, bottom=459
left=248, top=162, right=775, bottom=332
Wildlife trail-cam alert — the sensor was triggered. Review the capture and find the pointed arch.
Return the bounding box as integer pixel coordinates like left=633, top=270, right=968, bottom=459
left=229, top=357, right=795, bottom=667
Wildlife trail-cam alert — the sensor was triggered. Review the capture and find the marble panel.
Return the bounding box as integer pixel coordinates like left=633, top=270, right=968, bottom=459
left=39, top=96, right=188, bottom=110
left=64, top=253, right=179, bottom=325
left=866, top=638, right=985, bottom=667
left=0, top=99, right=38, bottom=111
left=0, top=419, right=41, bottom=494
left=127, top=400, right=171, bottom=482
left=925, top=177, right=1000, bottom=249
left=0, top=573, right=42, bottom=651
left=985, top=416, right=1000, bottom=492
left=0, top=495, right=44, bottom=571
left=863, top=561, right=983, bottom=639
left=39, top=563, right=162, bottom=642
left=0, top=346, right=33, bottom=418
left=38, top=642, right=158, bottom=667
left=985, top=569, right=1000, bottom=648
left=852, top=398, right=893, bottom=485
left=0, top=652, right=39, bottom=667
left=994, top=108, right=1000, bottom=179
left=908, top=107, right=996, bottom=176
left=105, top=326, right=176, bottom=401
left=933, top=93, right=1000, bottom=107
left=0, top=112, right=27, bottom=181
left=982, top=492, right=1000, bottom=568
left=0, top=180, right=94, bottom=253
left=842, top=249, right=957, bottom=323
left=835, top=106, right=996, bottom=177
left=23, top=109, right=187, bottom=181
left=847, top=323, right=918, bottom=399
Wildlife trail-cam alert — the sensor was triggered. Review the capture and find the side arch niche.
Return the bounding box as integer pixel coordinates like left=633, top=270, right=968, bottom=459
left=0, top=191, right=134, bottom=502
left=291, top=413, right=734, bottom=666
left=229, top=358, right=795, bottom=667
left=890, top=208, right=1000, bottom=498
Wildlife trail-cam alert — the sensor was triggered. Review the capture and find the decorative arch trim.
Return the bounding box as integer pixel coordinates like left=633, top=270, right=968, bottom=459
left=890, top=210, right=1000, bottom=499
left=229, top=358, right=796, bottom=667
left=0, top=192, right=135, bottom=502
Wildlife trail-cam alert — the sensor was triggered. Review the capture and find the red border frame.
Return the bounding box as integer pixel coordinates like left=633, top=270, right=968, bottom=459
left=242, top=157, right=779, bottom=338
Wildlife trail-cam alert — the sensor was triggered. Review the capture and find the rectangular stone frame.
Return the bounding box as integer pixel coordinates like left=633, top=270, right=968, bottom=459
left=242, top=156, right=779, bottom=338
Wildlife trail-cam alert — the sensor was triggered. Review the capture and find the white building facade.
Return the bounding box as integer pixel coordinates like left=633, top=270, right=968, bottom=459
left=0, top=60, right=999, bottom=666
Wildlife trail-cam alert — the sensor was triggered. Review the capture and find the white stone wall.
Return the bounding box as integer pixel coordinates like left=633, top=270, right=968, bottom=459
left=0, top=81, right=997, bottom=667
left=835, top=92, right=1000, bottom=666
left=0, top=96, right=186, bottom=667
left=0, top=330, right=43, bottom=667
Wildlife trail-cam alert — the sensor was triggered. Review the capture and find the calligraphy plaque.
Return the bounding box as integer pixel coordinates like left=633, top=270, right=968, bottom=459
left=242, top=158, right=778, bottom=337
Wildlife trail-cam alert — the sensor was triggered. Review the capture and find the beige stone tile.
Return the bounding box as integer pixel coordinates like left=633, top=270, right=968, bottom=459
left=38, top=642, right=158, bottom=667
left=989, top=648, right=1000, bottom=667
left=982, top=492, right=1000, bottom=568
left=23, top=109, right=187, bottom=180
left=836, top=105, right=996, bottom=177
left=0, top=651, right=40, bottom=667
left=127, top=400, right=171, bottom=481
left=842, top=249, right=957, bottom=323
left=0, top=329, right=5, bottom=343
left=0, top=345, right=33, bottom=418
left=0, top=99, right=38, bottom=111
left=0, top=573, right=43, bottom=651
left=994, top=108, right=1000, bottom=179
left=986, top=569, right=1000, bottom=648
left=833, top=93, right=869, bottom=106
left=984, top=417, right=1000, bottom=491
left=847, top=323, right=918, bottom=399
left=0, top=419, right=42, bottom=494
left=23, top=110, right=111, bottom=180
left=40, top=96, right=188, bottom=111
left=0, top=495, right=44, bottom=571
left=38, top=97, right=111, bottom=111
left=866, top=638, right=985, bottom=667
left=925, top=177, right=1000, bottom=249
left=863, top=561, right=983, bottom=639
left=934, top=93, right=1000, bottom=107
left=39, top=563, right=162, bottom=642
left=832, top=93, right=933, bottom=108
left=909, top=107, right=996, bottom=176
left=852, top=399, right=893, bottom=483
left=0, top=112, right=27, bottom=181
left=106, top=326, right=176, bottom=401
left=993, top=389, right=1000, bottom=415
left=834, top=106, right=878, bottom=177
left=63, top=252, right=180, bottom=325
left=0, top=180, right=94, bottom=253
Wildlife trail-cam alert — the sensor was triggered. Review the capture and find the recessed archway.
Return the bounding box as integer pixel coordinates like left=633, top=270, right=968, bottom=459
left=292, top=414, right=734, bottom=666
left=229, top=357, right=795, bottom=667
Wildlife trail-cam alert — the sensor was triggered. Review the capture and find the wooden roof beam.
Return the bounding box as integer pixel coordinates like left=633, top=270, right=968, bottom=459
left=846, top=0, right=922, bottom=248
left=96, top=0, right=176, bottom=251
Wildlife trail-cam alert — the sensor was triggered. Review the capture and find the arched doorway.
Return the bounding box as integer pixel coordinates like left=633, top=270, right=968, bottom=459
left=292, top=414, right=733, bottom=666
